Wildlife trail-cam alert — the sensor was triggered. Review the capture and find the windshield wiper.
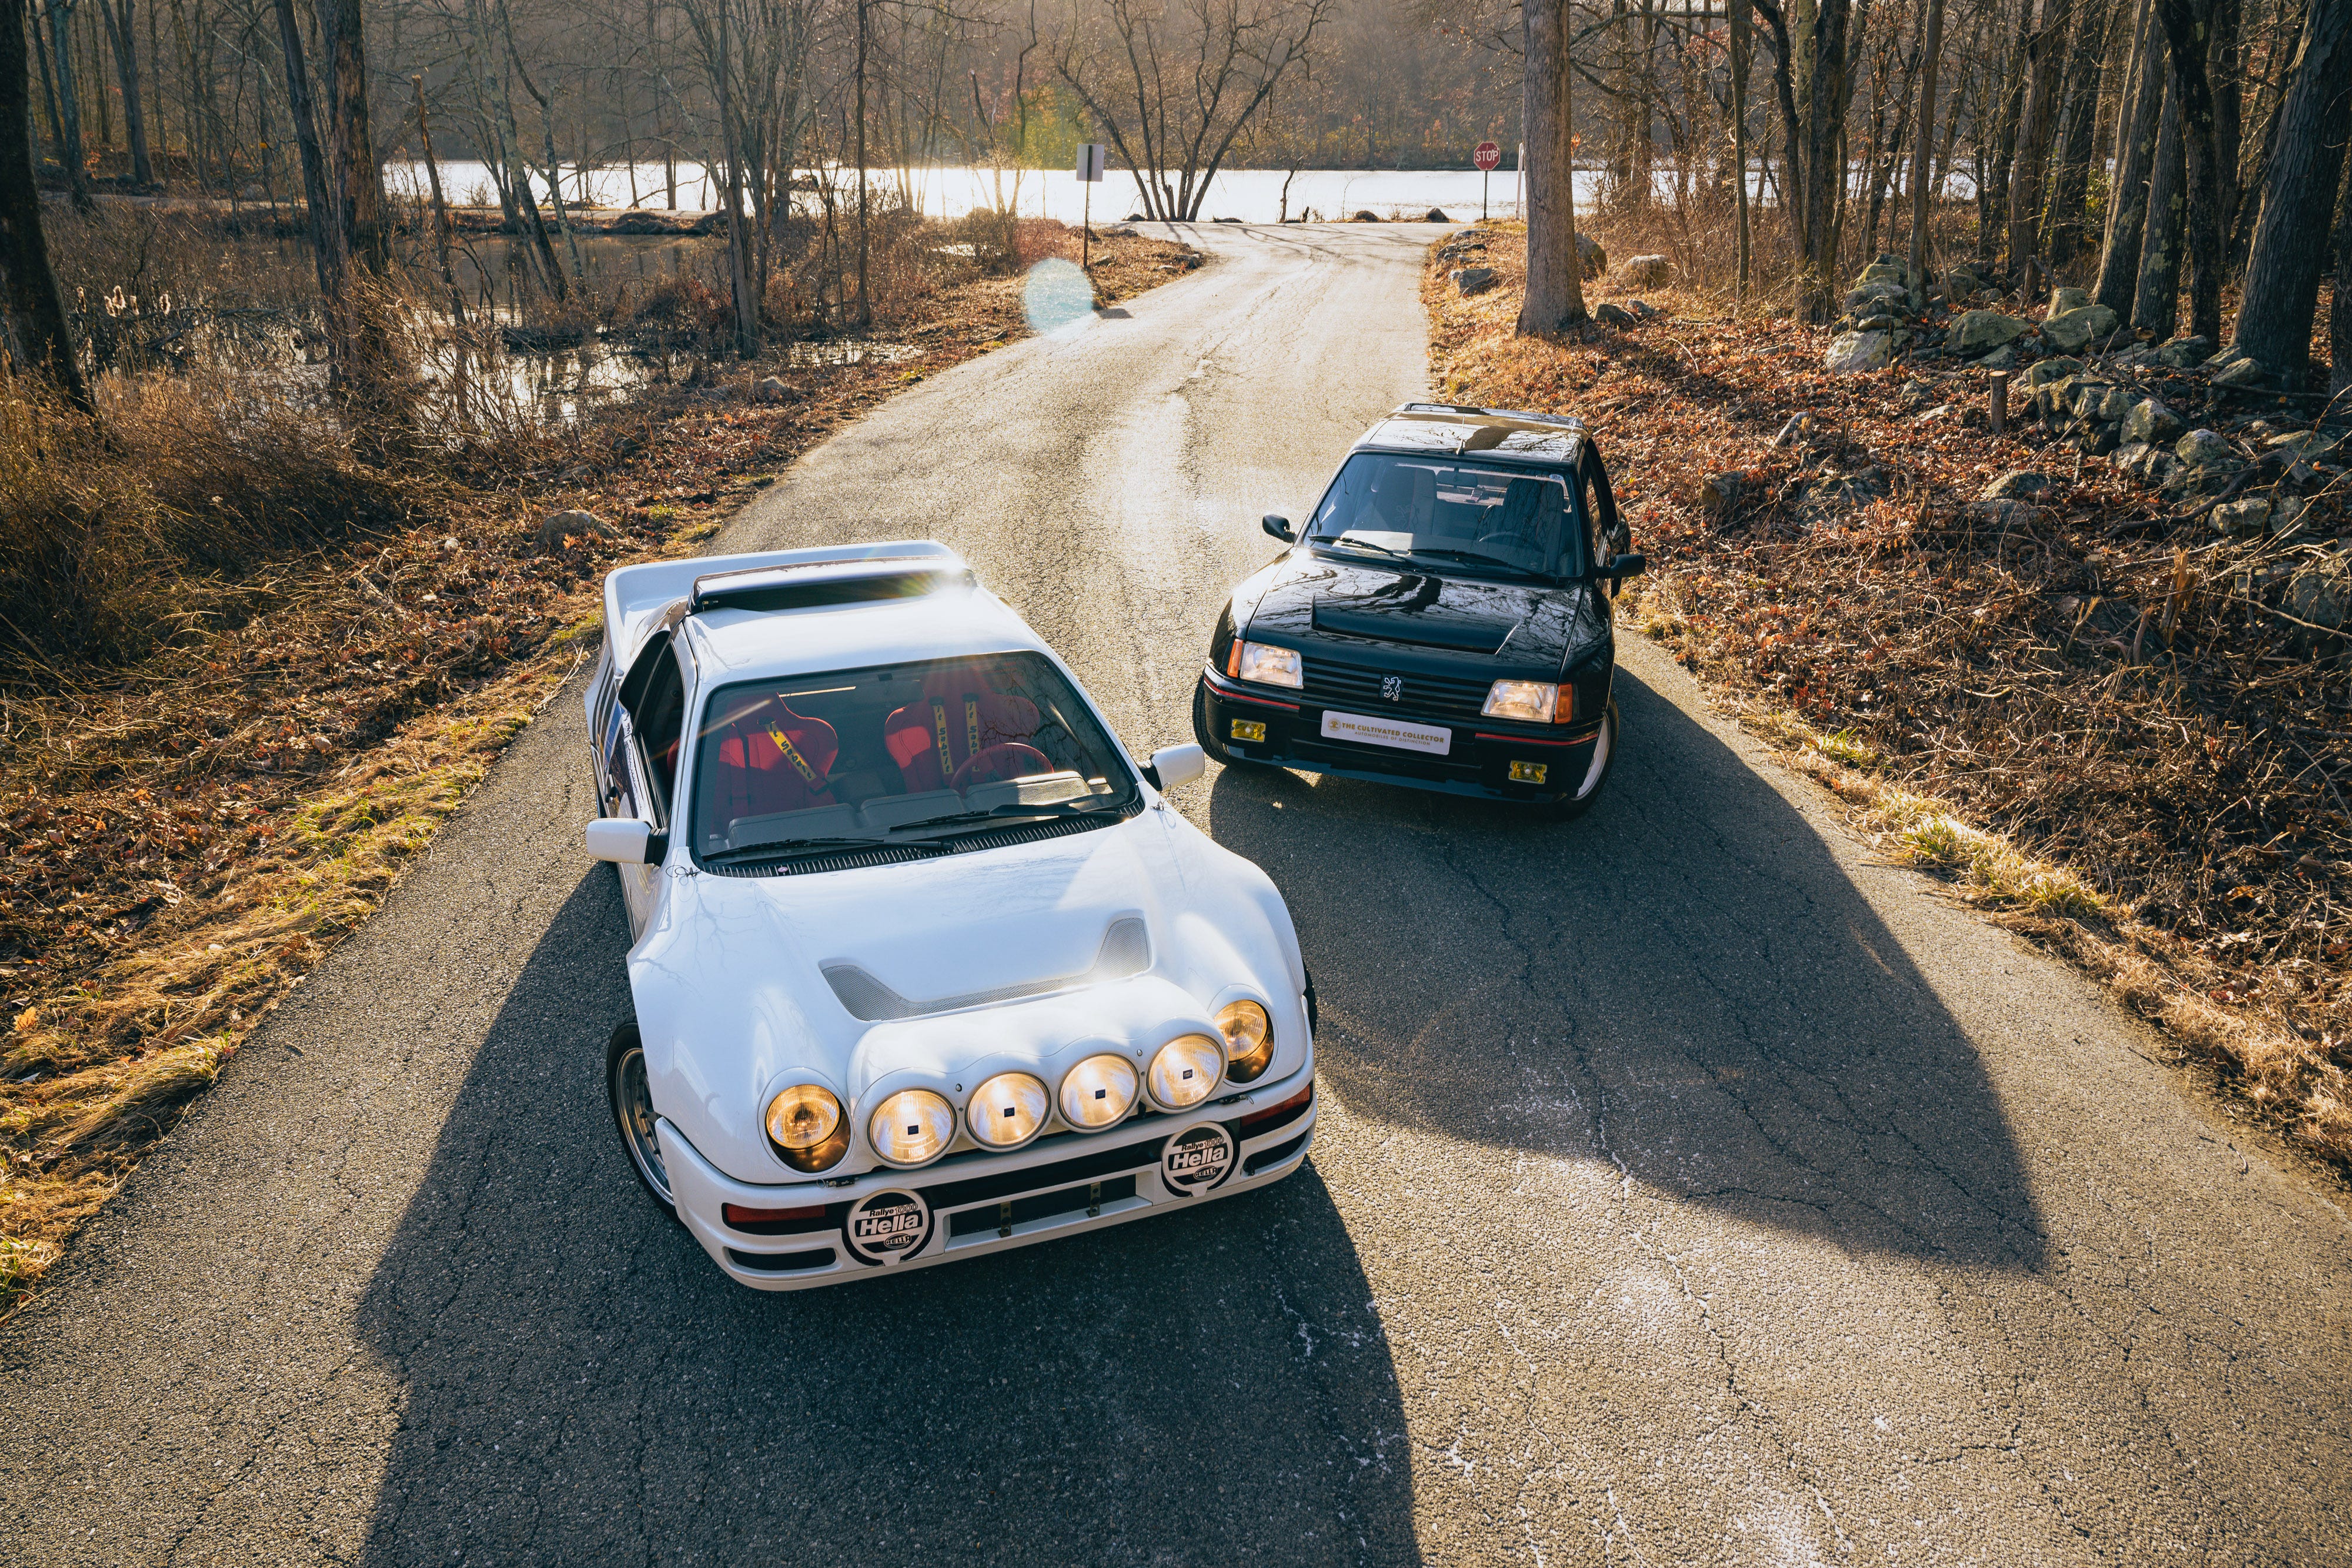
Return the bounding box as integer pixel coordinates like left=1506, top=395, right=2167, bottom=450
left=1408, top=547, right=1543, bottom=577
left=1317, top=535, right=1414, bottom=561
left=886, top=800, right=1122, bottom=838
left=703, top=834, right=903, bottom=863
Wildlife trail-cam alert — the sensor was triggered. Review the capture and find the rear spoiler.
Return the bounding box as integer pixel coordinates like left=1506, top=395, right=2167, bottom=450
left=600, top=540, right=964, bottom=664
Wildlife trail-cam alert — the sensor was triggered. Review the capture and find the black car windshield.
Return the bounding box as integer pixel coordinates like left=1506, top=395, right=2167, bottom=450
left=688, top=651, right=1138, bottom=860
left=1307, top=452, right=1581, bottom=577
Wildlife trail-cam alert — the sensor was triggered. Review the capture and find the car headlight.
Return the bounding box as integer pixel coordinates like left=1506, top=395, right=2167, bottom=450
left=1236, top=641, right=1303, bottom=689
left=1216, top=999, right=1274, bottom=1082
left=868, top=1088, right=956, bottom=1166
left=1060, top=1053, right=1140, bottom=1128
left=765, top=1084, right=848, bottom=1172
left=1148, top=1034, right=1224, bottom=1109
left=967, top=1071, right=1048, bottom=1148
left=1482, top=678, right=1573, bottom=723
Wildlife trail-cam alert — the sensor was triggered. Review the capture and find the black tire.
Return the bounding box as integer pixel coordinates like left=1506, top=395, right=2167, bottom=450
left=1548, top=698, right=1620, bottom=823
left=607, top=1022, right=681, bottom=1224
left=1193, top=680, right=1270, bottom=770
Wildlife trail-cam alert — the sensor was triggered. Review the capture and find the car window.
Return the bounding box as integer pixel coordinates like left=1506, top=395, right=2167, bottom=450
left=1307, top=452, right=1578, bottom=577
left=620, top=633, right=688, bottom=821
left=688, top=651, right=1140, bottom=860
left=1585, top=449, right=1623, bottom=559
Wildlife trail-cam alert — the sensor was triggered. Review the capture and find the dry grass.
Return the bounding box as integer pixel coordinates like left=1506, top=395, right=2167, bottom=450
left=1429, top=221, right=2352, bottom=1168
left=0, top=222, right=1198, bottom=1315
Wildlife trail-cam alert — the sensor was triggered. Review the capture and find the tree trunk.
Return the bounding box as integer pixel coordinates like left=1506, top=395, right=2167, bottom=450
left=2208, top=0, right=2241, bottom=243
left=2009, top=0, right=2078, bottom=283
left=269, top=0, right=338, bottom=301
left=716, top=0, right=753, bottom=355
left=2042, top=0, right=2111, bottom=262
left=96, top=0, right=147, bottom=183
left=2154, top=0, right=2224, bottom=343
left=2229, top=0, right=2352, bottom=371
left=46, top=0, right=89, bottom=208
left=1515, top=0, right=1586, bottom=334
left=1797, top=0, right=1855, bottom=317
left=316, top=0, right=387, bottom=275
left=1735, top=0, right=1755, bottom=304
left=855, top=0, right=869, bottom=327
left=1982, top=11, right=2033, bottom=263
left=2330, top=152, right=2352, bottom=389
left=2134, top=70, right=2186, bottom=335
left=1909, top=0, right=1947, bottom=284
left=2097, top=0, right=2163, bottom=312
left=1, top=0, right=91, bottom=410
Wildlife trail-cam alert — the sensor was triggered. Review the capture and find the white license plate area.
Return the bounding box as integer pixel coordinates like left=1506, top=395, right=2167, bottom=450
left=1318, top=710, right=1452, bottom=755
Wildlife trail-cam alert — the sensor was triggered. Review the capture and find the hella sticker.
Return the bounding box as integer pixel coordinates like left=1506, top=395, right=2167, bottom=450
left=1161, top=1124, right=1236, bottom=1195
left=843, top=1188, right=933, bottom=1265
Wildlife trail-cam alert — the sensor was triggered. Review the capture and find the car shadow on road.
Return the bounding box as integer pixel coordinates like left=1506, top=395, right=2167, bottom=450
left=352, top=871, right=1420, bottom=1568
left=1205, top=664, right=2047, bottom=1275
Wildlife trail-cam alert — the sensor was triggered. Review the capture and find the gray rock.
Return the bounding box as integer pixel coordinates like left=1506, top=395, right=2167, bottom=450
left=1944, top=265, right=1985, bottom=301
left=753, top=375, right=796, bottom=405
left=1452, top=266, right=1497, bottom=296
left=2268, top=429, right=2344, bottom=464
left=2098, top=386, right=2136, bottom=423
left=1351, top=209, right=1380, bottom=222
left=2048, top=286, right=2093, bottom=315
left=2286, top=557, right=2351, bottom=652
left=1977, top=343, right=2020, bottom=370
left=1825, top=330, right=1897, bottom=373
left=2122, top=399, right=2186, bottom=446
left=1967, top=499, right=2039, bottom=527
left=533, top=508, right=618, bottom=553
left=2024, top=357, right=2084, bottom=390
left=1953, top=309, right=2034, bottom=355
left=2211, top=356, right=2274, bottom=390
left=1982, top=469, right=2052, bottom=500
left=1577, top=233, right=1607, bottom=279
left=2273, top=496, right=2315, bottom=541
left=1845, top=280, right=1911, bottom=312
left=1595, top=301, right=1637, bottom=326
left=1425, top=208, right=1451, bottom=222
left=2040, top=305, right=2120, bottom=354
left=2174, top=428, right=2242, bottom=471
left=2151, top=335, right=2213, bottom=369
left=1690, top=471, right=1745, bottom=516
left=2213, top=498, right=2273, bottom=536
left=1622, top=254, right=1673, bottom=287
left=2112, top=441, right=2152, bottom=472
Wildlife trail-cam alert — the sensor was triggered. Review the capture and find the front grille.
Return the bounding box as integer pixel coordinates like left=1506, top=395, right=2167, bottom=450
left=947, top=1174, right=1139, bottom=1237
left=1298, top=655, right=1494, bottom=725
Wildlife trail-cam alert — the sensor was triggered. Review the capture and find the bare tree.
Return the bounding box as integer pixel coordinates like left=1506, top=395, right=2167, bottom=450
left=2, top=0, right=92, bottom=411
left=1516, top=0, right=1584, bottom=333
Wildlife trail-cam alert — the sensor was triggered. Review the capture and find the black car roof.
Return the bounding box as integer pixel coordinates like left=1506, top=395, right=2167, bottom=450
left=1351, top=403, right=1589, bottom=464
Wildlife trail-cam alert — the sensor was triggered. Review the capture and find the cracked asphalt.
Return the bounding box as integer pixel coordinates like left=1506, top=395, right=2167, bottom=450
left=4, top=223, right=2349, bottom=1566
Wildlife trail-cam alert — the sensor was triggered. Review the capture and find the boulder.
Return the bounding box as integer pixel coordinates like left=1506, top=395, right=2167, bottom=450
left=2151, top=335, right=2213, bottom=369
left=2174, top=428, right=2242, bottom=472
left=1977, top=343, right=2021, bottom=370
left=532, top=509, right=618, bottom=553
left=1424, top=208, right=1451, bottom=223
left=1621, top=254, right=1673, bottom=287
left=1595, top=302, right=1638, bottom=326
left=2269, top=429, right=2345, bottom=464
left=1944, top=265, right=1986, bottom=301
left=1967, top=499, right=2039, bottom=527
left=1825, top=330, right=1897, bottom=373
left=1351, top=210, right=1380, bottom=222
left=1452, top=266, right=1497, bottom=296
left=2111, top=440, right=2151, bottom=473
left=1577, top=233, right=1608, bottom=279
left=1845, top=280, right=1910, bottom=312
left=1689, top=471, right=1745, bottom=516
left=2040, top=305, right=2119, bottom=353
left=753, top=376, right=797, bottom=405
left=2023, top=357, right=2083, bottom=390
left=2212, top=498, right=2273, bottom=536
left=1982, top=470, right=2051, bottom=500
left=2098, top=386, right=2136, bottom=423
left=2122, top=399, right=2186, bottom=446
left=2273, top=495, right=2316, bottom=541
left=1952, top=309, right=2034, bottom=355
left=2047, top=286, right=2093, bottom=315
left=2211, top=356, right=2274, bottom=390
left=2286, top=557, right=2351, bottom=653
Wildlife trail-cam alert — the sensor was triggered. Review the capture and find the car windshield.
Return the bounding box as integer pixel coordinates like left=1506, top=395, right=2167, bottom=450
left=1307, top=452, right=1580, bottom=578
left=689, top=651, right=1138, bottom=860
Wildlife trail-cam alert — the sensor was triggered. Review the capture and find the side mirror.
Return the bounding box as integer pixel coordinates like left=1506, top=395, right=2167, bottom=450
left=1145, top=743, right=1206, bottom=791
left=586, top=817, right=666, bottom=864
left=1262, top=513, right=1295, bottom=542
left=1596, top=552, right=1646, bottom=581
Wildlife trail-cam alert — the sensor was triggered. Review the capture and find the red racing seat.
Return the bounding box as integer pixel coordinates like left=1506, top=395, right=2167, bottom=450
left=706, top=697, right=839, bottom=821
left=884, top=666, right=1045, bottom=792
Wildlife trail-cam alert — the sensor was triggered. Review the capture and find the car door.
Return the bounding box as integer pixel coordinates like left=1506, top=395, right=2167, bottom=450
left=612, top=630, right=691, bottom=938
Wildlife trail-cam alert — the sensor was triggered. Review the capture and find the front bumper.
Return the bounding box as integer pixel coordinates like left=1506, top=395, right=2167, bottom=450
left=1199, top=668, right=1605, bottom=804
left=660, top=1063, right=1319, bottom=1290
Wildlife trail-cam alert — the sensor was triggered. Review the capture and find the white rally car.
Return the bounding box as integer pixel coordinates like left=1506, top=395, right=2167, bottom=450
left=582, top=541, right=1318, bottom=1288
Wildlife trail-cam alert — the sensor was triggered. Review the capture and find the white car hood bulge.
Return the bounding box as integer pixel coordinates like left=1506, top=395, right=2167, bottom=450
left=627, top=807, right=1305, bottom=1184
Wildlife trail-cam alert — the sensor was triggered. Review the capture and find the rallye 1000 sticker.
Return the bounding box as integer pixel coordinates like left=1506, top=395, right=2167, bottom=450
left=844, top=1188, right=933, bottom=1265
left=1161, top=1124, right=1236, bottom=1195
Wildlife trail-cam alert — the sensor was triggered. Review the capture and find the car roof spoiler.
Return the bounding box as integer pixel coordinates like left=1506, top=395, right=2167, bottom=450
left=602, top=540, right=964, bottom=659
left=1394, top=402, right=1586, bottom=430
left=687, top=556, right=974, bottom=615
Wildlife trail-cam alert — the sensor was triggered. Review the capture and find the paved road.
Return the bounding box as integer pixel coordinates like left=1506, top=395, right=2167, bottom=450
left=5, top=225, right=2348, bottom=1567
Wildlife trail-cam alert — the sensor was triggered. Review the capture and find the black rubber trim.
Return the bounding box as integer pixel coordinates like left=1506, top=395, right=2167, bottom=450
left=918, top=1137, right=1161, bottom=1211
left=946, top=1175, right=1140, bottom=1238
left=725, top=1246, right=838, bottom=1273
left=1244, top=1131, right=1312, bottom=1176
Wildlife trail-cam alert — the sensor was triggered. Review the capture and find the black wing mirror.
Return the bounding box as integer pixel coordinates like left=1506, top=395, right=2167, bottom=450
left=1262, top=513, right=1296, bottom=542
left=1595, top=552, right=1646, bottom=581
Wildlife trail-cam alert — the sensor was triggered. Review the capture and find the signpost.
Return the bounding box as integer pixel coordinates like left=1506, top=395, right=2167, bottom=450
left=1474, top=140, right=1501, bottom=221
left=1075, top=142, right=1108, bottom=269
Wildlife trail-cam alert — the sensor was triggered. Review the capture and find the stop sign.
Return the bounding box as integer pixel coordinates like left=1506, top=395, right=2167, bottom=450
left=1474, top=141, right=1502, bottom=171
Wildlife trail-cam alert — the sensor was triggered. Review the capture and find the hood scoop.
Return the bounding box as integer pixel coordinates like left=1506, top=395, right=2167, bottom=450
left=823, top=917, right=1150, bottom=1022
left=1312, top=600, right=1518, bottom=655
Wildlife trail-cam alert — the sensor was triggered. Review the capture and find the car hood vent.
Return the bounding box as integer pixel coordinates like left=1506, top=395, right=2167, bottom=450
left=1312, top=600, right=1519, bottom=654
left=823, top=915, right=1151, bottom=1021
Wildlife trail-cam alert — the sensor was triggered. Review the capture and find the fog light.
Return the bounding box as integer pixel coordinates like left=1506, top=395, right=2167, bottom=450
left=766, top=1084, right=849, bottom=1172
left=868, top=1088, right=955, bottom=1166
left=967, top=1071, right=1048, bottom=1148
left=1148, top=1034, right=1224, bottom=1109
left=1216, top=999, right=1274, bottom=1082
left=1060, top=1053, right=1140, bottom=1128
left=1509, top=760, right=1549, bottom=784
left=1230, top=718, right=1267, bottom=743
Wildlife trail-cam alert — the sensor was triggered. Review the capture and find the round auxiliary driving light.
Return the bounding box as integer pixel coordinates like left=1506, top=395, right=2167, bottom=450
left=1148, top=1034, right=1224, bottom=1111
left=1060, top=1054, right=1140, bottom=1129
left=766, top=1083, right=849, bottom=1173
left=967, top=1072, right=1049, bottom=1148
left=868, top=1088, right=956, bottom=1167
left=1216, top=1000, right=1274, bottom=1083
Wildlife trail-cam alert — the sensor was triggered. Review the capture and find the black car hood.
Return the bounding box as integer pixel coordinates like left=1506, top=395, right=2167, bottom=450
left=1241, top=552, right=1600, bottom=679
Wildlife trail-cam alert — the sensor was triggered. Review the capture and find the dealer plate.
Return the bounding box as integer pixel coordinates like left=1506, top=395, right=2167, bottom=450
left=1318, top=710, right=1452, bottom=755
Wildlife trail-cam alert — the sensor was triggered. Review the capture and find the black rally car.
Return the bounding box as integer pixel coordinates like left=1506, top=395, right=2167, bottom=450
left=1193, top=403, right=1644, bottom=818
